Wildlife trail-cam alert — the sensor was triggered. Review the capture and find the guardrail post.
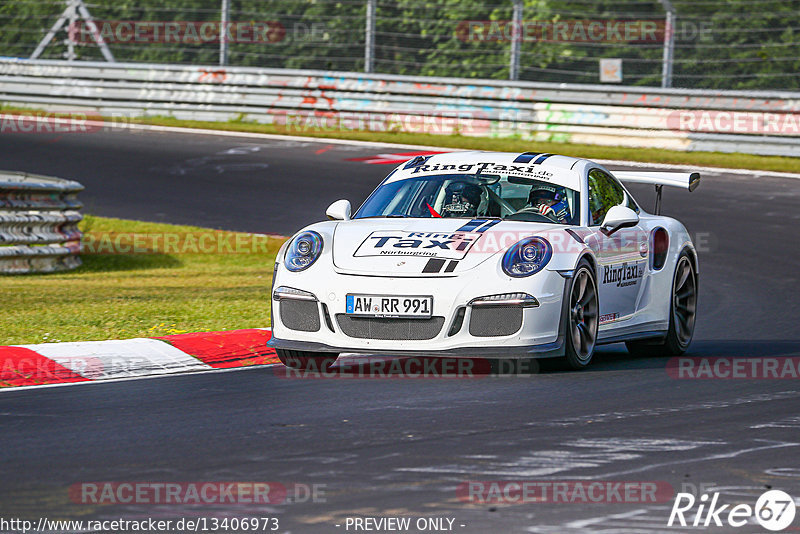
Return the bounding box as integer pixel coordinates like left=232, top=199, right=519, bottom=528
left=65, top=0, right=77, bottom=60
left=509, top=0, right=523, bottom=81
left=219, top=0, right=230, bottom=66
left=659, top=0, right=676, bottom=88
left=365, top=0, right=376, bottom=73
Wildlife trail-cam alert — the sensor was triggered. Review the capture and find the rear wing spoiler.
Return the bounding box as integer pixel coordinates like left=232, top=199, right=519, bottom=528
left=612, top=171, right=700, bottom=215
left=613, top=171, right=701, bottom=192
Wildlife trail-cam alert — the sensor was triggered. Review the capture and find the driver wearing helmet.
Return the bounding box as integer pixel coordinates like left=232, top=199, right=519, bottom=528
left=442, top=181, right=483, bottom=217
left=527, top=184, right=570, bottom=223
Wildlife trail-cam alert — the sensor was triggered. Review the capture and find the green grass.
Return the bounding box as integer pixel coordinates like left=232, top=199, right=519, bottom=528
left=3, top=104, right=798, bottom=173
left=0, top=215, right=285, bottom=345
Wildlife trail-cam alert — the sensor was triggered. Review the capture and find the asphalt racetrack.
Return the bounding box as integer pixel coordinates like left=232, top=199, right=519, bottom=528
left=1, top=128, right=799, bottom=533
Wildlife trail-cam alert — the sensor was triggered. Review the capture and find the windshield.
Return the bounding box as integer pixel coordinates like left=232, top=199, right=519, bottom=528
left=354, top=174, right=580, bottom=225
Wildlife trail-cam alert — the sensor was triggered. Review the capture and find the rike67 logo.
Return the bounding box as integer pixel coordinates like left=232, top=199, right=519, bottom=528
left=668, top=490, right=796, bottom=531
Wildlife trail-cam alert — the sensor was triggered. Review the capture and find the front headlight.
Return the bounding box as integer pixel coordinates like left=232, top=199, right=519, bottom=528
left=284, top=231, right=323, bottom=272
left=502, top=237, right=552, bottom=277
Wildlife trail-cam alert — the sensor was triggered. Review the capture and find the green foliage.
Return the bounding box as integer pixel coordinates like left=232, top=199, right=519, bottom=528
left=2, top=0, right=798, bottom=89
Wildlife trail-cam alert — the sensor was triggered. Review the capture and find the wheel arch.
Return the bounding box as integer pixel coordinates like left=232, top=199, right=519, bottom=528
left=682, top=245, right=699, bottom=279
left=577, top=251, right=598, bottom=277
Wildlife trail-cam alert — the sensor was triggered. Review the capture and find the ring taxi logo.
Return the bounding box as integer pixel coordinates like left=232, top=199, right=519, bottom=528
left=667, top=489, right=796, bottom=531
left=602, top=261, right=645, bottom=287
left=353, top=231, right=481, bottom=260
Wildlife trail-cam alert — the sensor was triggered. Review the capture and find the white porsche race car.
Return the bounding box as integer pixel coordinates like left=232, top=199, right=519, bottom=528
left=268, top=151, right=699, bottom=370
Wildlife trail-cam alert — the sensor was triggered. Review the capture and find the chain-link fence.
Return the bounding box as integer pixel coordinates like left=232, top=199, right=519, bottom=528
left=2, top=0, right=799, bottom=90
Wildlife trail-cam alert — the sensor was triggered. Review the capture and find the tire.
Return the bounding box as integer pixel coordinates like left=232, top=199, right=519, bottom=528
left=626, top=251, right=697, bottom=357
left=562, top=259, right=599, bottom=370
left=276, top=349, right=338, bottom=372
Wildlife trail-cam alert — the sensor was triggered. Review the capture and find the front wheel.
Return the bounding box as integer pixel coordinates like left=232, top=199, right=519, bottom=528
left=276, top=349, right=338, bottom=372
left=562, top=260, right=599, bottom=370
left=626, top=252, right=697, bottom=357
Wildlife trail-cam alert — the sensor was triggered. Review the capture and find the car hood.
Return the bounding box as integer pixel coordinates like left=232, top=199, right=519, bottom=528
left=331, top=218, right=558, bottom=276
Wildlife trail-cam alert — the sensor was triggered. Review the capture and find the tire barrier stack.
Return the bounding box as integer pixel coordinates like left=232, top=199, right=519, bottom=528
left=0, top=171, right=83, bottom=274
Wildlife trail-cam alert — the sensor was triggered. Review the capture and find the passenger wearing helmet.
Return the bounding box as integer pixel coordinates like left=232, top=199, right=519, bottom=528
left=442, top=181, right=483, bottom=217
left=527, top=184, right=570, bottom=223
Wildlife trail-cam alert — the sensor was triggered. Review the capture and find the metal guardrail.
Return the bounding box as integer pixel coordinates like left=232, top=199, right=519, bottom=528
left=0, top=171, right=83, bottom=274
left=0, top=59, right=799, bottom=157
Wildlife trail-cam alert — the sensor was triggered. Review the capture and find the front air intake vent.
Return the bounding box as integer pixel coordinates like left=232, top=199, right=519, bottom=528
left=336, top=315, right=444, bottom=340
left=469, top=306, right=523, bottom=337
left=280, top=300, right=321, bottom=332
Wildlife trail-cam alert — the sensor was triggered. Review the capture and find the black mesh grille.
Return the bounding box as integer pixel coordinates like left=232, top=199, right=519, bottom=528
left=280, top=300, right=320, bottom=332
left=336, top=315, right=445, bottom=340
left=469, top=306, right=523, bottom=337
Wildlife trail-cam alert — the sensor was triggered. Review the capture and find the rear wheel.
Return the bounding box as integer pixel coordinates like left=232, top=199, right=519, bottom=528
left=276, top=349, right=338, bottom=372
left=626, top=252, right=697, bottom=357
left=562, top=260, right=599, bottom=370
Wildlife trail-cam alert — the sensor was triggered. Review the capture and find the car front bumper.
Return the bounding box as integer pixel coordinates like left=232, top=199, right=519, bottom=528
left=269, top=264, right=569, bottom=359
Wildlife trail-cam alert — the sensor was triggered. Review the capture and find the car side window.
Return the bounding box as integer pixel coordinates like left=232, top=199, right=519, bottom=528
left=587, top=169, right=627, bottom=226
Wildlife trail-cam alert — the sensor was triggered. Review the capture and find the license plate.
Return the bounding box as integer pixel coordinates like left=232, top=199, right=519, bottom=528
left=346, top=294, right=433, bottom=318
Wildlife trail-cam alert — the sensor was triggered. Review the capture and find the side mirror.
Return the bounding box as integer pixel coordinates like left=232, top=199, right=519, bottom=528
left=601, top=205, right=639, bottom=235
left=326, top=199, right=351, bottom=221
